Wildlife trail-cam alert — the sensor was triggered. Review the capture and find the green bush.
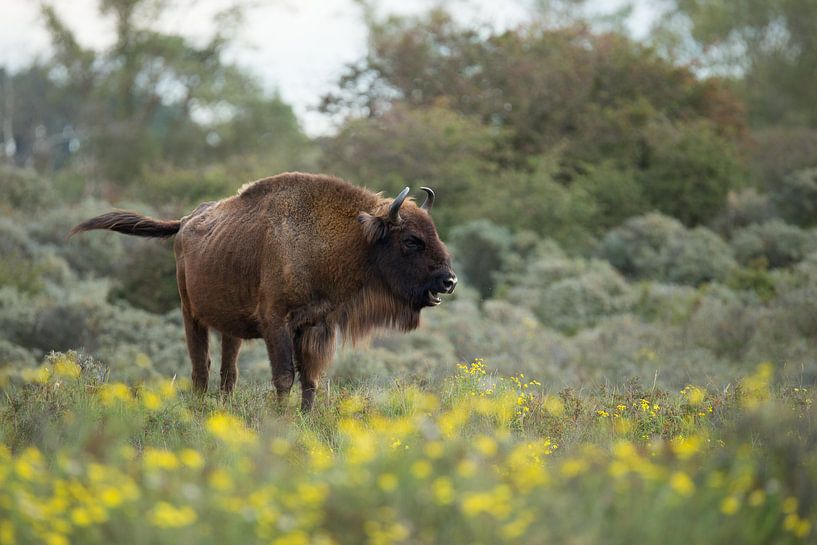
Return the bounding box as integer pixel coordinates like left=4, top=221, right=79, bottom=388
left=449, top=220, right=514, bottom=299
left=772, top=167, right=817, bottom=228
left=598, top=213, right=737, bottom=285
left=109, top=239, right=179, bottom=314
left=570, top=161, right=647, bottom=232
left=0, top=166, right=55, bottom=212
left=730, top=220, right=817, bottom=268
left=712, top=188, right=775, bottom=236
left=0, top=339, right=36, bottom=368
left=506, top=255, right=632, bottom=333
left=639, top=121, right=746, bottom=226
left=664, top=227, right=738, bottom=285
left=0, top=218, right=45, bottom=294
left=28, top=200, right=125, bottom=278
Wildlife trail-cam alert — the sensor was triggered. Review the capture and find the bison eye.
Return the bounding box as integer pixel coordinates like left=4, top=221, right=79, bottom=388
left=402, top=235, right=425, bottom=252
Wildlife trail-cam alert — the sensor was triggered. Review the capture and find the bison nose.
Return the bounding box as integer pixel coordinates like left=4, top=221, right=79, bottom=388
left=442, top=274, right=457, bottom=294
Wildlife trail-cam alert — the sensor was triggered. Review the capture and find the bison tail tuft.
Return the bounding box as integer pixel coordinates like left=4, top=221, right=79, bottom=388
left=68, top=211, right=181, bottom=239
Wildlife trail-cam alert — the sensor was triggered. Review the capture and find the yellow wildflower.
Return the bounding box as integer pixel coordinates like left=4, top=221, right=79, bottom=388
left=377, top=473, right=398, bottom=492
left=410, top=460, right=432, bottom=479
left=669, top=471, right=695, bottom=497
left=432, top=477, right=454, bottom=505
left=720, top=496, right=741, bottom=515
left=475, top=435, right=498, bottom=457
left=52, top=357, right=81, bottom=379
left=143, top=448, right=179, bottom=471
left=180, top=449, right=204, bottom=470
left=206, top=412, right=257, bottom=448
left=149, top=502, right=197, bottom=528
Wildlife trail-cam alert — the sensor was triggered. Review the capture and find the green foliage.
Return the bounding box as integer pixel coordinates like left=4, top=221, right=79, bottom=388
left=750, top=128, right=817, bottom=188
left=731, top=220, right=817, bottom=269
left=669, top=0, right=817, bottom=127
left=772, top=168, right=817, bottom=228
left=476, top=158, right=599, bottom=247
left=712, top=188, right=774, bottom=236
left=324, top=10, right=744, bottom=161
left=0, top=166, right=56, bottom=212
left=109, top=240, right=179, bottom=314
left=598, top=213, right=737, bottom=285
left=505, top=254, right=632, bottom=334
left=639, top=120, right=746, bottom=225
left=449, top=220, right=514, bottom=299
left=3, top=0, right=309, bottom=193
left=569, top=161, right=646, bottom=232
left=320, top=105, right=498, bottom=233
left=28, top=200, right=125, bottom=278
left=0, top=339, right=36, bottom=368
left=0, top=219, right=46, bottom=295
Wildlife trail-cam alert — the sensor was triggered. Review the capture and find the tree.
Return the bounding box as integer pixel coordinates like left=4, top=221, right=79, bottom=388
left=662, top=0, right=817, bottom=127
left=322, top=9, right=745, bottom=165
left=3, top=0, right=308, bottom=188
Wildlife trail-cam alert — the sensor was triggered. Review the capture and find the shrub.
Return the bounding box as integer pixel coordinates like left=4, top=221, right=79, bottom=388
left=730, top=220, right=817, bottom=268
left=570, top=161, right=647, bottom=232
left=712, top=188, right=775, bottom=236
left=772, top=167, right=817, bottom=228
left=0, top=219, right=46, bottom=294
left=109, top=240, right=179, bottom=314
left=598, top=213, right=736, bottom=285
left=0, top=339, right=36, bottom=368
left=639, top=120, right=746, bottom=226
left=598, top=213, right=685, bottom=278
left=506, top=255, right=632, bottom=333
left=448, top=220, right=514, bottom=299
left=0, top=288, right=38, bottom=349
left=0, top=166, right=55, bottom=212
left=27, top=200, right=125, bottom=278
left=684, top=285, right=763, bottom=361
left=663, top=227, right=738, bottom=285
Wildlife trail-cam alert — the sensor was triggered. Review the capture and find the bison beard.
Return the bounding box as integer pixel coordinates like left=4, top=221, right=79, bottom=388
left=69, top=172, right=456, bottom=411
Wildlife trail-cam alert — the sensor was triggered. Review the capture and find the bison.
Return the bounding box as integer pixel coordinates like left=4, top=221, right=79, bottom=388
left=70, top=172, right=457, bottom=410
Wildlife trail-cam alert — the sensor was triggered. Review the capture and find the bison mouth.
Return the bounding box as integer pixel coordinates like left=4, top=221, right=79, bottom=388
left=426, top=289, right=443, bottom=306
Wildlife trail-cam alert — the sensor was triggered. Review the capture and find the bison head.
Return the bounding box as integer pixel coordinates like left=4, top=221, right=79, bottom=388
left=358, top=187, right=457, bottom=310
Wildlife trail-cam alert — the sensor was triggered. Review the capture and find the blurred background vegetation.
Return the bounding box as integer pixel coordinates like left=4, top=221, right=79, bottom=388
left=2, top=0, right=817, bottom=390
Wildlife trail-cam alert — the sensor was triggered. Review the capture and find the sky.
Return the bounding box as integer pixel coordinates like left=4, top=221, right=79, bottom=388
left=0, top=0, right=659, bottom=135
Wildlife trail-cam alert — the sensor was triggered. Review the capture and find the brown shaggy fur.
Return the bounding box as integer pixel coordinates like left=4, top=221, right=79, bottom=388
left=70, top=172, right=455, bottom=410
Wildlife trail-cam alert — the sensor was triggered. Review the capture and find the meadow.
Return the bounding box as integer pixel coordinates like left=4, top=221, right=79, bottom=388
left=3, top=0, right=817, bottom=543
left=0, top=353, right=814, bottom=545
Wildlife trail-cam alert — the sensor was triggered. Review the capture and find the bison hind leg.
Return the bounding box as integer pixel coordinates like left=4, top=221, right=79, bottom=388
left=182, top=308, right=211, bottom=393
left=295, top=323, right=336, bottom=412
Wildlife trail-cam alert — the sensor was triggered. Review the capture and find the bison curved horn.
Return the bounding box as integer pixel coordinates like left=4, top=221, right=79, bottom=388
left=389, top=187, right=410, bottom=223
left=420, top=187, right=435, bottom=211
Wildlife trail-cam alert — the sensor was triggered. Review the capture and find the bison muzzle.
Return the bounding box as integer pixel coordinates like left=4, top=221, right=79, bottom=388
left=69, top=173, right=457, bottom=411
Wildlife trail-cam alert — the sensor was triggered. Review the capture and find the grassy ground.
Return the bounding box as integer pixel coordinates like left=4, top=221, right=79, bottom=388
left=0, top=353, right=815, bottom=545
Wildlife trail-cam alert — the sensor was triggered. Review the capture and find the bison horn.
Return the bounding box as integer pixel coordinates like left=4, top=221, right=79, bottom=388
left=420, top=187, right=435, bottom=211
left=389, top=187, right=410, bottom=223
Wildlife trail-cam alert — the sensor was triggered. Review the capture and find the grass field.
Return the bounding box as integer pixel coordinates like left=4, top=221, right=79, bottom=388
left=0, top=353, right=815, bottom=545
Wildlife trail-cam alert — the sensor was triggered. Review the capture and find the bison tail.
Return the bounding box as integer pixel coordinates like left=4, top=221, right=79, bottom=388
left=68, top=211, right=181, bottom=239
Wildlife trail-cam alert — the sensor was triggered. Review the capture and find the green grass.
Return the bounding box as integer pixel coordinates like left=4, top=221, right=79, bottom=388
left=0, top=353, right=814, bottom=545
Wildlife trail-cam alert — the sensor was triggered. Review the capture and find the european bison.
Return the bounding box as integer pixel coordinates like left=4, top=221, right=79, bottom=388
left=70, top=172, right=457, bottom=410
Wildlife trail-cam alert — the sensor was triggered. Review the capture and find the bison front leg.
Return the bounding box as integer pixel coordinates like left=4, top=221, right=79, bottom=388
left=294, top=323, right=335, bottom=412
left=262, top=324, right=296, bottom=403
left=219, top=334, right=242, bottom=393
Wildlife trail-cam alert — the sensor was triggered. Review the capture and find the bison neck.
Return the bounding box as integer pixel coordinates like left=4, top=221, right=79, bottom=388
left=336, top=278, right=421, bottom=345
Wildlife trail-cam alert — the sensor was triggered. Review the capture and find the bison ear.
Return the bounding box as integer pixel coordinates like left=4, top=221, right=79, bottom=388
left=358, top=212, right=390, bottom=244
